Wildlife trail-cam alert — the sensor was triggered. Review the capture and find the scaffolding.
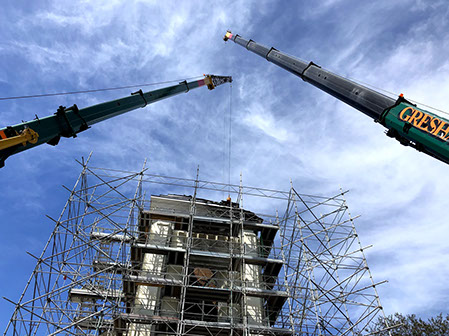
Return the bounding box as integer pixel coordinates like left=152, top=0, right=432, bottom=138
left=3, top=157, right=392, bottom=336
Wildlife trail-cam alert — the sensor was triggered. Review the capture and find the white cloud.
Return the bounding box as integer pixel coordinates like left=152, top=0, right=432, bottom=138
left=1, top=0, right=449, bottom=329
left=242, top=103, right=290, bottom=142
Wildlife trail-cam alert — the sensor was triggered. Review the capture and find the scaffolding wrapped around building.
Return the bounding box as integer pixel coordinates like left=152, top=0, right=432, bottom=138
left=3, top=157, right=392, bottom=336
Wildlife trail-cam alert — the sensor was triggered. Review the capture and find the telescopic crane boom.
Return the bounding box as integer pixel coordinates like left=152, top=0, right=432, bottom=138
left=0, top=75, right=232, bottom=167
left=224, top=31, right=449, bottom=165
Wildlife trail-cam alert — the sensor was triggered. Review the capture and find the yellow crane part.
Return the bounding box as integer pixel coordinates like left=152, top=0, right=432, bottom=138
left=203, top=75, right=232, bottom=90
left=0, top=128, right=39, bottom=151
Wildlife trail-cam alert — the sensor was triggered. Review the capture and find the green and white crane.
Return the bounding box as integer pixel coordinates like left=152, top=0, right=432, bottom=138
left=224, top=31, right=449, bottom=165
left=0, top=75, right=232, bottom=167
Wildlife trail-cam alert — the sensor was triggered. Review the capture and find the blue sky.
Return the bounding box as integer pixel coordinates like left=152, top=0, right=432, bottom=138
left=1, top=0, right=449, bottom=329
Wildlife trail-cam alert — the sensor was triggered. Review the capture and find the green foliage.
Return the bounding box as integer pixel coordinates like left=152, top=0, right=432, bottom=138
left=369, top=313, right=449, bottom=336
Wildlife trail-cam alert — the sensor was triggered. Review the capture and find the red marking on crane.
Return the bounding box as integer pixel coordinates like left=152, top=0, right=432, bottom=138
left=0, top=130, right=6, bottom=139
left=197, top=79, right=205, bottom=87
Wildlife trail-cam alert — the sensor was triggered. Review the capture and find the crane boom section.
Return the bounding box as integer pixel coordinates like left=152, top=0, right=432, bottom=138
left=224, top=31, right=449, bottom=165
left=0, top=75, right=232, bottom=167
left=224, top=31, right=394, bottom=120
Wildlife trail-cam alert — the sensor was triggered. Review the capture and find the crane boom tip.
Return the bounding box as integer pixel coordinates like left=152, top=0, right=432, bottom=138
left=223, top=31, right=233, bottom=41
left=204, top=75, right=232, bottom=90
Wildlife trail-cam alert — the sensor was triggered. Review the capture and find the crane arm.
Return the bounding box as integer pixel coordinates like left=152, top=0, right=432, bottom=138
left=224, top=31, right=449, bottom=165
left=0, top=75, right=232, bottom=167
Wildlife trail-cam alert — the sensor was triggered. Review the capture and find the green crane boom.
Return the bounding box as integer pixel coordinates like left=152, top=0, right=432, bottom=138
left=0, top=75, right=232, bottom=167
left=224, top=31, right=449, bottom=165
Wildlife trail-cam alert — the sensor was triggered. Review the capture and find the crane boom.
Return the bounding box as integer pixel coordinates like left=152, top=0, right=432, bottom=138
left=224, top=31, right=449, bottom=165
left=0, top=75, right=232, bottom=167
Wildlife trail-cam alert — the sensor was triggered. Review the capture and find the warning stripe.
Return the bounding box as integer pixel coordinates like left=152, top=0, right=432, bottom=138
left=0, top=130, right=6, bottom=139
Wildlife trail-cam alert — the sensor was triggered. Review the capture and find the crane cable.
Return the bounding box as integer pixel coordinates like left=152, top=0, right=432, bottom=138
left=228, top=82, right=232, bottom=199
left=290, top=52, right=449, bottom=118
left=222, top=81, right=232, bottom=201
left=313, top=59, right=449, bottom=118
left=0, top=76, right=205, bottom=101
left=344, top=75, right=449, bottom=117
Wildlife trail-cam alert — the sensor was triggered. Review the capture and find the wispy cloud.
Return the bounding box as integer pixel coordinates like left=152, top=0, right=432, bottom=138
left=1, top=0, right=449, bottom=327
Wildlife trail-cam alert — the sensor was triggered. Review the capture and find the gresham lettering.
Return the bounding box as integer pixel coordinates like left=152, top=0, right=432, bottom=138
left=398, top=107, right=449, bottom=140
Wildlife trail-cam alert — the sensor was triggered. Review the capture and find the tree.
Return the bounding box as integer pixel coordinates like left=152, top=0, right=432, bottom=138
left=369, top=313, right=449, bottom=336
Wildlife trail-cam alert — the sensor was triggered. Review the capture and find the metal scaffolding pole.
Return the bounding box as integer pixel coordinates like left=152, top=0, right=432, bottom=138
left=176, top=167, right=200, bottom=336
